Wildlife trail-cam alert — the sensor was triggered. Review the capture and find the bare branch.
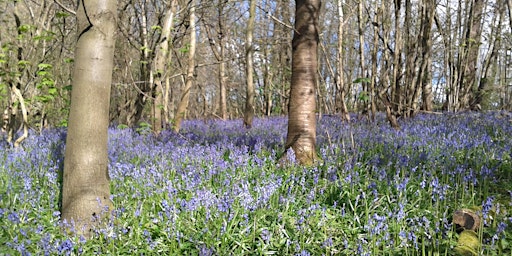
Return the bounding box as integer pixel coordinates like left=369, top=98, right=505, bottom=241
left=54, top=0, right=76, bottom=15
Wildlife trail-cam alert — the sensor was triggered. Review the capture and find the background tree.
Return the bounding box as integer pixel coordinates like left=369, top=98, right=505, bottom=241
left=284, top=0, right=321, bottom=165
left=243, top=0, right=257, bottom=128
left=1, top=0, right=512, bottom=136
left=173, top=0, right=197, bottom=132
left=152, top=0, right=178, bottom=134
left=61, top=0, right=116, bottom=237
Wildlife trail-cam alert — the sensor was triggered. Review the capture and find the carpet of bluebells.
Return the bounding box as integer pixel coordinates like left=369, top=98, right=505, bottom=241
left=1, top=112, right=511, bottom=255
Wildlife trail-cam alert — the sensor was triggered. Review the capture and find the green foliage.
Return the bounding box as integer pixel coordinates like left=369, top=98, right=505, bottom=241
left=151, top=25, right=162, bottom=31
left=34, top=63, right=57, bottom=103
left=55, top=12, right=70, bottom=19
left=136, top=121, right=152, bottom=134
left=117, top=124, right=129, bottom=129
left=358, top=91, right=370, bottom=102
left=179, top=44, right=191, bottom=54
left=352, top=77, right=371, bottom=84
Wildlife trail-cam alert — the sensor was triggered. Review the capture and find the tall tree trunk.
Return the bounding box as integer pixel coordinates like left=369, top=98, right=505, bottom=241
left=152, top=0, right=177, bottom=134
left=370, top=3, right=380, bottom=120
left=217, top=3, right=228, bottom=120
left=472, top=1, right=503, bottom=109
left=173, top=1, right=197, bottom=133
left=392, top=0, right=403, bottom=117
left=419, top=0, right=435, bottom=112
left=357, top=0, right=369, bottom=119
left=243, top=0, right=256, bottom=128
left=403, top=0, right=418, bottom=117
left=132, top=0, right=152, bottom=125
left=204, top=1, right=228, bottom=120
left=508, top=0, right=512, bottom=33
left=459, top=0, right=484, bottom=109
left=337, top=0, right=350, bottom=122
left=61, top=0, right=116, bottom=238
left=386, top=0, right=401, bottom=129
left=284, top=0, right=321, bottom=166
left=263, top=45, right=273, bottom=116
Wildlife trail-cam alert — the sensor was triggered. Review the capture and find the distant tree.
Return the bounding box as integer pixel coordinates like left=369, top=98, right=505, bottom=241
left=283, top=0, right=321, bottom=165
left=152, top=0, right=178, bottom=134
left=61, top=0, right=116, bottom=238
left=243, top=0, right=256, bottom=128
left=173, top=0, right=197, bottom=133
left=203, top=0, right=229, bottom=120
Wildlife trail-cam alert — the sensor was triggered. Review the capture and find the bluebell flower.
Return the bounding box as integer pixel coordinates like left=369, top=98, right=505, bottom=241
left=198, top=244, right=214, bottom=256
left=296, top=250, right=310, bottom=256
left=482, top=196, right=495, bottom=225
left=8, top=211, right=20, bottom=224
left=322, top=237, right=333, bottom=248
left=57, top=239, right=73, bottom=256
left=260, top=228, right=271, bottom=243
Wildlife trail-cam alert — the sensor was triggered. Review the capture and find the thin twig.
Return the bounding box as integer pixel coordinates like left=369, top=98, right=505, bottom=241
left=54, top=0, right=76, bottom=15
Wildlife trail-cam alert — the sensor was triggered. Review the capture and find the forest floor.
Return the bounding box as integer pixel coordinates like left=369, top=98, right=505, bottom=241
left=1, top=111, right=511, bottom=255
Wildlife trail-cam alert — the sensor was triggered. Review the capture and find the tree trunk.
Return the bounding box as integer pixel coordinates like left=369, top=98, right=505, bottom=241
left=357, top=0, right=370, bottom=119
left=508, top=0, right=512, bottom=33
left=459, top=0, right=484, bottom=109
left=419, top=0, right=436, bottom=112
left=152, top=0, right=177, bottom=134
left=61, top=0, right=116, bottom=238
left=471, top=2, right=503, bottom=109
left=336, top=0, right=350, bottom=122
left=243, top=0, right=256, bottom=128
left=263, top=45, right=273, bottom=116
left=173, top=1, right=197, bottom=133
left=284, top=0, right=321, bottom=166
left=131, top=0, right=152, bottom=125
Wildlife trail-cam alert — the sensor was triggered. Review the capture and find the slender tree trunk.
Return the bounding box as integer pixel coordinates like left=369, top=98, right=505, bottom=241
left=336, top=0, right=350, bottom=121
left=284, top=0, right=321, bottom=166
left=243, top=0, right=256, bottom=128
left=263, top=45, right=273, bottom=116
left=472, top=2, right=503, bottom=109
left=508, top=0, right=512, bottom=33
left=419, top=0, right=435, bottom=112
left=132, top=0, right=152, bottom=125
left=12, top=86, right=28, bottom=147
left=459, top=0, right=484, bottom=109
left=357, top=0, right=369, bottom=119
left=204, top=2, right=228, bottom=120
left=370, top=4, right=380, bottom=120
left=392, top=0, right=402, bottom=115
left=218, top=4, right=228, bottom=120
left=61, top=0, right=116, bottom=238
left=152, top=0, right=177, bottom=134
left=173, top=2, right=196, bottom=133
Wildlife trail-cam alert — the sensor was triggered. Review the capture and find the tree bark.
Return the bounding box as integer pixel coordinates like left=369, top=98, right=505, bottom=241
left=459, top=0, right=484, bottom=109
left=508, top=0, right=512, bottom=34
left=471, top=1, right=503, bottom=109
left=243, top=0, right=256, bottom=128
left=357, top=0, right=370, bottom=119
left=152, top=0, right=177, bottom=134
left=336, top=0, right=350, bottom=122
left=61, top=0, right=116, bottom=238
left=284, top=0, right=321, bottom=166
left=173, top=1, right=197, bottom=133
left=419, top=0, right=435, bottom=112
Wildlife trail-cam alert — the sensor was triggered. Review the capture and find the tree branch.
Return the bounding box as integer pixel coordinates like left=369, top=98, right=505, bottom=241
left=54, top=0, right=76, bottom=15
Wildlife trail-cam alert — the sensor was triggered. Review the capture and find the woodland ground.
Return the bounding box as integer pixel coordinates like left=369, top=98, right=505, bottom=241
left=1, top=112, right=511, bottom=255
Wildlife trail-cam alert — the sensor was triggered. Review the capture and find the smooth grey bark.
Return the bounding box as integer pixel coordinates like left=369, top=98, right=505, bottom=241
left=61, top=0, right=116, bottom=238
left=284, top=0, right=321, bottom=165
